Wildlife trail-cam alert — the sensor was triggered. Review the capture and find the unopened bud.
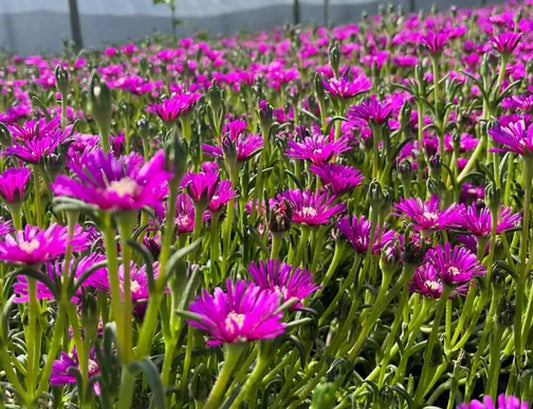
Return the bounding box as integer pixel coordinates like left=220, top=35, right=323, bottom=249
left=88, top=71, right=112, bottom=134
left=0, top=123, right=12, bottom=147
left=311, top=381, right=336, bottom=409
left=328, top=41, right=341, bottom=77
left=55, top=64, right=69, bottom=96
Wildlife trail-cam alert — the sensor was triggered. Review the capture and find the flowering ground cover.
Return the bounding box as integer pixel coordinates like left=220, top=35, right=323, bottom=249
left=1, top=1, right=533, bottom=408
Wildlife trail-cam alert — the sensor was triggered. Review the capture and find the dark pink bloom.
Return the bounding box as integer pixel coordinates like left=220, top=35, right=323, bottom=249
left=457, top=394, right=528, bottom=409
left=309, top=163, right=364, bottom=195
left=488, top=119, right=533, bottom=156
left=181, top=162, right=220, bottom=204
left=278, top=189, right=345, bottom=226
left=4, top=134, right=65, bottom=165
left=426, top=243, right=486, bottom=286
left=247, top=259, right=319, bottom=309
left=337, top=215, right=396, bottom=254
left=5, top=117, right=63, bottom=142
left=0, top=167, right=31, bottom=203
left=51, top=347, right=101, bottom=395
left=13, top=254, right=107, bottom=303
left=491, top=32, right=522, bottom=54
left=322, top=73, right=372, bottom=99
left=410, top=263, right=443, bottom=299
left=393, top=196, right=461, bottom=234
left=460, top=203, right=521, bottom=237
left=52, top=149, right=171, bottom=212
left=285, top=133, right=352, bottom=164
left=207, top=180, right=237, bottom=213
left=0, top=223, right=89, bottom=265
left=349, top=95, right=394, bottom=125
left=146, top=93, right=201, bottom=123
left=188, top=279, right=286, bottom=347
left=420, top=31, right=450, bottom=55
left=203, top=120, right=263, bottom=161
left=175, top=193, right=195, bottom=234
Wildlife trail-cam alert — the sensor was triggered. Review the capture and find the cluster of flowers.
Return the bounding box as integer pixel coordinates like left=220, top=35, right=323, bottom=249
left=0, top=0, right=533, bottom=408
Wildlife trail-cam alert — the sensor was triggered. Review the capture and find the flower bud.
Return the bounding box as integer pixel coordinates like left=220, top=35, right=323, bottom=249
left=498, top=300, right=514, bottom=327
left=485, top=182, right=501, bottom=212
left=188, top=363, right=211, bottom=401
left=526, top=58, right=533, bottom=75
left=268, top=199, right=292, bottom=235
left=80, top=289, right=98, bottom=344
left=369, top=179, right=386, bottom=214
left=429, top=155, right=442, bottom=179
left=426, top=177, right=440, bottom=196
left=136, top=116, right=150, bottom=140
left=172, top=137, right=188, bottom=181
left=258, top=100, right=274, bottom=132
left=314, top=73, right=325, bottom=101
left=207, top=80, right=223, bottom=113
left=380, top=240, right=401, bottom=277
left=480, top=53, right=491, bottom=79
left=55, top=64, right=69, bottom=96
left=403, top=233, right=427, bottom=265
left=0, top=123, right=12, bottom=147
left=311, top=381, right=336, bottom=409
left=430, top=339, right=444, bottom=366
left=328, top=41, right=341, bottom=77
left=399, top=101, right=411, bottom=129
left=88, top=70, right=112, bottom=133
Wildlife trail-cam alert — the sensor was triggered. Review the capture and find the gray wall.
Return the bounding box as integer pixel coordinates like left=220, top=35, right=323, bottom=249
left=0, top=0, right=500, bottom=55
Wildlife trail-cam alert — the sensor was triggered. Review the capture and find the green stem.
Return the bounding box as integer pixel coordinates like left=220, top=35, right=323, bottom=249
left=414, top=286, right=452, bottom=404
left=203, top=343, right=245, bottom=409
left=270, top=233, right=283, bottom=261
left=25, top=278, right=40, bottom=399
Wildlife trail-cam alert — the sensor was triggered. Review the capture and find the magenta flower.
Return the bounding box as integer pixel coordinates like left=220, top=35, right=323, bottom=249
left=409, top=263, right=443, bottom=299
left=491, top=32, right=522, bottom=54
left=13, top=253, right=107, bottom=303
left=4, top=134, right=66, bottom=165
left=175, top=193, right=195, bottom=234
left=0, top=223, right=89, bottom=265
left=322, top=74, right=372, bottom=99
left=188, top=279, right=286, bottom=347
left=0, top=167, right=31, bottom=204
left=419, top=31, right=450, bottom=55
left=285, top=133, right=352, bottom=164
left=457, top=394, right=528, bottom=409
left=146, top=92, right=202, bottom=123
left=0, top=219, right=13, bottom=237
left=337, top=215, right=396, bottom=254
left=393, top=196, right=461, bottom=234
left=309, top=163, right=364, bottom=195
left=426, top=243, right=486, bottom=286
left=51, top=347, right=101, bottom=395
left=278, top=189, right=345, bottom=226
left=5, top=116, right=64, bottom=142
left=349, top=95, right=394, bottom=125
left=52, top=149, right=171, bottom=212
left=460, top=203, right=521, bottom=237
left=202, top=122, right=263, bottom=162
left=247, top=259, right=319, bottom=308
left=180, top=162, right=220, bottom=204
left=207, top=180, right=237, bottom=213
left=488, top=119, right=533, bottom=156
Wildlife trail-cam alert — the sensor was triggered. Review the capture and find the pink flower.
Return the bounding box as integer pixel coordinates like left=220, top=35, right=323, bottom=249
left=188, top=279, right=286, bottom=347
left=278, top=189, right=345, bottom=226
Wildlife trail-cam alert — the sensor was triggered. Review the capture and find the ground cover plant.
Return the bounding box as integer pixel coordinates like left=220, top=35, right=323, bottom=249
left=0, top=1, right=532, bottom=408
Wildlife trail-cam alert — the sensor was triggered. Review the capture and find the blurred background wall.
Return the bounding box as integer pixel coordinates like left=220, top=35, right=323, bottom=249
left=1, top=0, right=501, bottom=55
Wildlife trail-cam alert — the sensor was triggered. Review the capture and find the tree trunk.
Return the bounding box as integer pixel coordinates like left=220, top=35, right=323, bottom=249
left=293, top=0, right=300, bottom=25
left=323, top=0, right=329, bottom=27
left=68, top=0, right=83, bottom=51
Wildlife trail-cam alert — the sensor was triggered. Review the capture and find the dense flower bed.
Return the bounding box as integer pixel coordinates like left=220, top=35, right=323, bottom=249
left=0, top=1, right=532, bottom=408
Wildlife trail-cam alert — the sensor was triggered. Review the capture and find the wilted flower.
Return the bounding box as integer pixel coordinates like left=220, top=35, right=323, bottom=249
left=247, top=259, right=319, bottom=308
left=188, top=279, right=286, bottom=346
left=175, top=193, right=195, bottom=234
